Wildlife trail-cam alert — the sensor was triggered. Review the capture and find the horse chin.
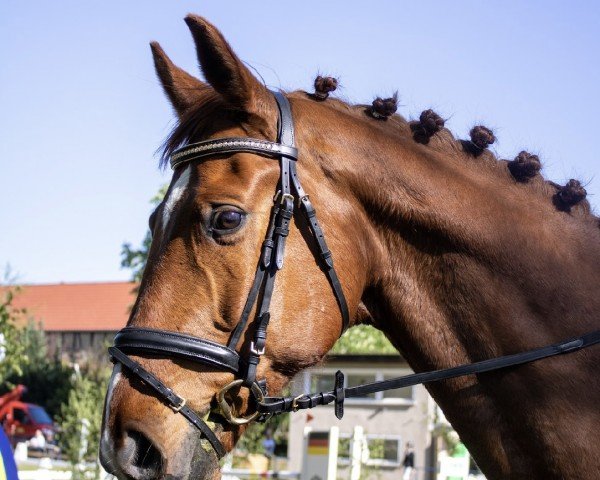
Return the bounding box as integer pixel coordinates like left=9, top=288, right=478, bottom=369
left=185, top=441, right=221, bottom=480
left=153, top=431, right=221, bottom=480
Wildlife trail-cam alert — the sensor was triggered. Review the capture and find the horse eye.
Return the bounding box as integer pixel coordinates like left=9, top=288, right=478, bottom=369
left=212, top=210, right=244, bottom=232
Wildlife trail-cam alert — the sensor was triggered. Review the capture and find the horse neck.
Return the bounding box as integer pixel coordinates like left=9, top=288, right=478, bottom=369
left=311, top=108, right=600, bottom=477
left=318, top=117, right=600, bottom=361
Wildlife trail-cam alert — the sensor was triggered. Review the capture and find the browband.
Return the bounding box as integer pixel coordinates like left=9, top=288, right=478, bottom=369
left=170, top=137, right=298, bottom=170
left=114, top=327, right=241, bottom=373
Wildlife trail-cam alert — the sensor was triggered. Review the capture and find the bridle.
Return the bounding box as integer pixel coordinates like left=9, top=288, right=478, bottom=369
left=108, top=91, right=600, bottom=460
left=109, top=91, right=349, bottom=457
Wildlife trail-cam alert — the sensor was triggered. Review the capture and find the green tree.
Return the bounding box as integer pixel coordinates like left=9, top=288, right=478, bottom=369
left=0, top=313, right=73, bottom=418
left=331, top=325, right=397, bottom=355
left=58, top=367, right=110, bottom=477
left=0, top=285, right=28, bottom=383
left=1, top=276, right=110, bottom=477
left=20, top=318, right=47, bottom=364
left=121, top=185, right=167, bottom=282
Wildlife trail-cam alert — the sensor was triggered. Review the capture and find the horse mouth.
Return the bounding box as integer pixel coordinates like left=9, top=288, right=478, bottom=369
left=100, top=419, right=222, bottom=480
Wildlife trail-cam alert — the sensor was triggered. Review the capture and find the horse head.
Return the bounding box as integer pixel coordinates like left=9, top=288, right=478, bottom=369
left=100, top=15, right=372, bottom=479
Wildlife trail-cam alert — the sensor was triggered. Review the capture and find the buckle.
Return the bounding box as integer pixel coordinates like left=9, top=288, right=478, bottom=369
left=272, top=191, right=294, bottom=205
left=291, top=394, right=306, bottom=412
left=217, top=379, right=265, bottom=426
left=250, top=341, right=265, bottom=356
left=170, top=396, right=187, bottom=413
left=280, top=193, right=294, bottom=205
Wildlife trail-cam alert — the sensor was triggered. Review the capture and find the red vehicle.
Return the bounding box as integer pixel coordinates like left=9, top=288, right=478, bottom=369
left=0, top=385, right=56, bottom=446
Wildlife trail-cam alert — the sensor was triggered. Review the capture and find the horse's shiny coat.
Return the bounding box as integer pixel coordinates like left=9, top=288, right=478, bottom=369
left=100, top=14, right=600, bottom=480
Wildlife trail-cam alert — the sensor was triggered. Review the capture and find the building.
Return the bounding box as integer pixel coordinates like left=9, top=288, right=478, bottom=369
left=287, top=354, right=437, bottom=480
left=4, top=282, right=135, bottom=362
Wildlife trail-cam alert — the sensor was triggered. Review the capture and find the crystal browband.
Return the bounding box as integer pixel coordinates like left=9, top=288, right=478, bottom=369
left=170, top=137, right=298, bottom=169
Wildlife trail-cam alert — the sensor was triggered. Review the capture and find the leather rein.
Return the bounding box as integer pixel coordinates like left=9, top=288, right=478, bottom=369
left=109, top=91, right=600, bottom=459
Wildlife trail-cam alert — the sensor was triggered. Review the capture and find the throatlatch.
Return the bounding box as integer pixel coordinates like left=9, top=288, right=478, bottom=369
left=109, top=90, right=600, bottom=459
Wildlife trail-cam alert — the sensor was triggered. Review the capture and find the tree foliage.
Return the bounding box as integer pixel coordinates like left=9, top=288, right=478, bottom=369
left=57, top=367, right=110, bottom=471
left=0, top=284, right=70, bottom=417
left=235, top=413, right=290, bottom=456
left=331, top=324, right=397, bottom=355
left=0, top=286, right=29, bottom=383
left=0, top=314, right=73, bottom=418
left=121, top=185, right=167, bottom=282
left=0, top=282, right=106, bottom=465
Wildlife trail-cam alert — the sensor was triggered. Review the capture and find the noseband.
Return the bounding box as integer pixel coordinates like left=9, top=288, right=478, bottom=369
left=109, top=91, right=600, bottom=460
left=109, top=91, right=350, bottom=458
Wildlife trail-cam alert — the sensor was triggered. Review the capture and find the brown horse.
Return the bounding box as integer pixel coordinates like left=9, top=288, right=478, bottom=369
left=100, top=15, right=600, bottom=480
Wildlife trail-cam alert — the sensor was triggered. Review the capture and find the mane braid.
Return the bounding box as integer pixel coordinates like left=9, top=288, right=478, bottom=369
left=288, top=90, right=599, bottom=227
left=160, top=88, right=598, bottom=227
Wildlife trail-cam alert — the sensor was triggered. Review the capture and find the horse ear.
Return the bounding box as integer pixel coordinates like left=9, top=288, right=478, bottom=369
left=184, top=15, right=273, bottom=117
left=150, top=42, right=209, bottom=117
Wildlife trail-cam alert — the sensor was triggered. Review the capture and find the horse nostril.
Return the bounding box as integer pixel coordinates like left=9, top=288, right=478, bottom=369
left=117, top=429, right=163, bottom=479
left=130, top=430, right=162, bottom=471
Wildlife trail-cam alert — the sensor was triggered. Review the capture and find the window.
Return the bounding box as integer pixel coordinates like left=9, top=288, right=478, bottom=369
left=28, top=406, right=52, bottom=424
left=381, top=375, right=413, bottom=400
left=13, top=408, right=30, bottom=425
left=365, top=435, right=402, bottom=467
left=307, top=368, right=414, bottom=405
left=310, top=374, right=334, bottom=393
left=346, top=374, right=376, bottom=399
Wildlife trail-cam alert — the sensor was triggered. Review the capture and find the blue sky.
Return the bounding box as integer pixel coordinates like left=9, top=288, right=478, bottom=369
left=1, top=1, right=598, bottom=283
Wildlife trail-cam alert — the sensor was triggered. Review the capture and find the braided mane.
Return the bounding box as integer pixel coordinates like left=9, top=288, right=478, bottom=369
left=159, top=81, right=597, bottom=228
left=290, top=85, right=598, bottom=227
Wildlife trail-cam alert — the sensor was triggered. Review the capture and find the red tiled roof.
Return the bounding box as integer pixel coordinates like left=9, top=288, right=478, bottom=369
left=2, top=282, right=137, bottom=332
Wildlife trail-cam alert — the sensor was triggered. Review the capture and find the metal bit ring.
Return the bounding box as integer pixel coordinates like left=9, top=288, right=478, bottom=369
left=217, top=379, right=265, bottom=426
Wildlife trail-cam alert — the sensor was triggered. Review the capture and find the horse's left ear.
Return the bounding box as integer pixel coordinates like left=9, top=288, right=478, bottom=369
left=150, top=41, right=209, bottom=117
left=184, top=15, right=275, bottom=121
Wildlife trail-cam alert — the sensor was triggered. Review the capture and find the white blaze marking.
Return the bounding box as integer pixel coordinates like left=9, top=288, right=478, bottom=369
left=102, top=364, right=122, bottom=445
left=161, top=165, right=192, bottom=230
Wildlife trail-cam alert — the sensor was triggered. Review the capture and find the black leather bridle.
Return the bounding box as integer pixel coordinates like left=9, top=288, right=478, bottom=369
left=109, top=91, right=600, bottom=459
left=109, top=91, right=349, bottom=457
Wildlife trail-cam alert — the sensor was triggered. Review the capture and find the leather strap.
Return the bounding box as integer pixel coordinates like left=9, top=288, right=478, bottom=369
left=243, top=197, right=293, bottom=386
left=108, top=347, right=227, bottom=458
left=226, top=210, right=280, bottom=352
left=292, top=167, right=350, bottom=333
left=114, top=327, right=241, bottom=373
left=273, top=91, right=295, bottom=148
left=170, top=137, right=297, bottom=170
left=241, top=93, right=298, bottom=386
left=257, top=329, right=600, bottom=417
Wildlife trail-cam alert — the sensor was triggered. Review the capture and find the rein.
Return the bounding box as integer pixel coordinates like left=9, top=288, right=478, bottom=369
left=108, top=91, right=600, bottom=459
